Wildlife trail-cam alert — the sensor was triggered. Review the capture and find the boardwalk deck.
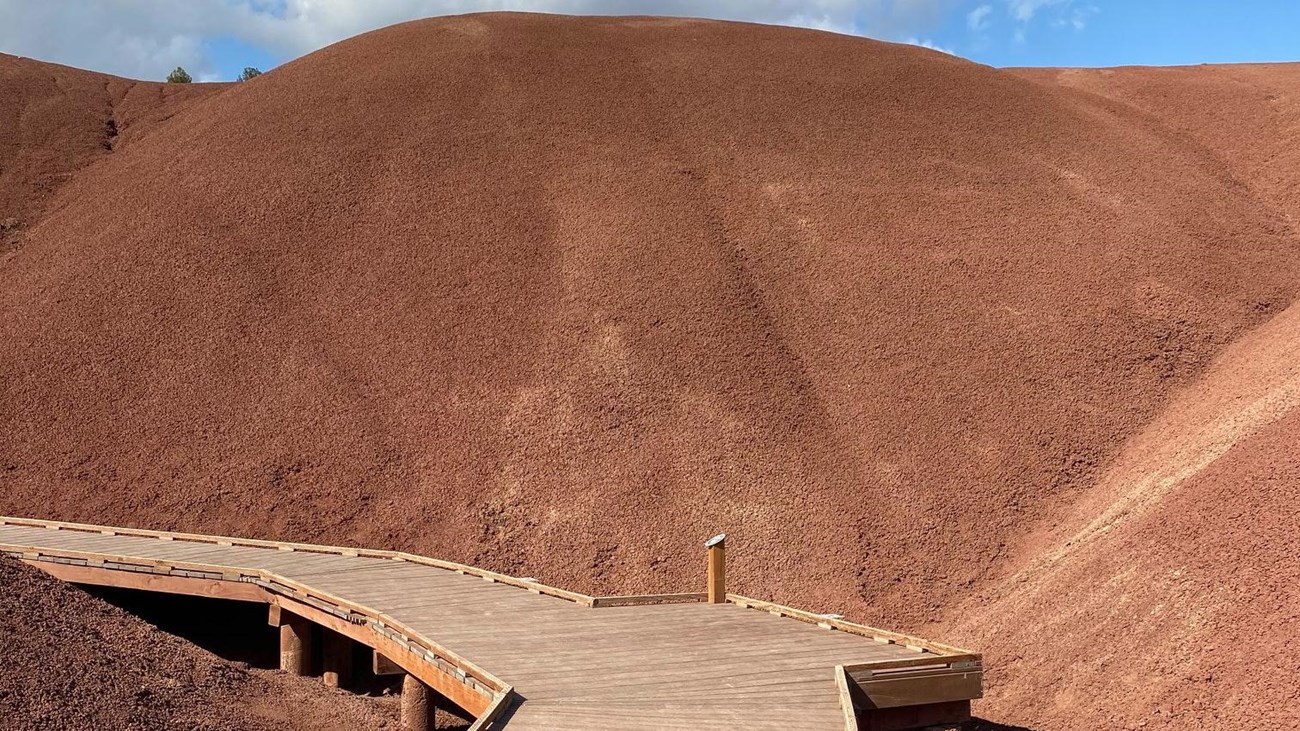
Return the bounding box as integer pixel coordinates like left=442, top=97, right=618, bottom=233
left=0, top=517, right=982, bottom=730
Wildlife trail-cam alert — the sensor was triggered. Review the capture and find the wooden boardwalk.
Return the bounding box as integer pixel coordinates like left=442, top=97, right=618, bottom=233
left=0, top=516, right=982, bottom=730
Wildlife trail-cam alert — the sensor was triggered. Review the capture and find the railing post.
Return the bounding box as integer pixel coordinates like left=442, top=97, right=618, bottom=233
left=706, top=533, right=726, bottom=603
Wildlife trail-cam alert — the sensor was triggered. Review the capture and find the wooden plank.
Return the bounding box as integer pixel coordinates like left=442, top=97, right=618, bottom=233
left=278, top=560, right=424, bottom=580
left=0, top=516, right=389, bottom=558
left=263, top=572, right=386, bottom=621
left=836, top=665, right=860, bottom=731
left=842, top=655, right=981, bottom=675
left=284, top=564, right=443, bottom=592
left=591, top=593, right=707, bottom=608
left=1, top=542, right=253, bottom=578
left=483, top=637, right=882, bottom=666
left=221, top=552, right=380, bottom=573
left=23, top=559, right=270, bottom=602
left=5, top=532, right=151, bottom=553
left=846, top=668, right=983, bottom=709
left=467, top=689, right=516, bottom=731
left=495, top=651, right=846, bottom=684
left=373, top=612, right=505, bottom=690
left=395, top=553, right=595, bottom=606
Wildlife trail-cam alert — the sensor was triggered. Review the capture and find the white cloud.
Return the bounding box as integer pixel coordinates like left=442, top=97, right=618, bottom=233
left=1068, top=4, right=1098, bottom=30
left=1006, top=0, right=1066, bottom=23
left=1004, top=0, right=1092, bottom=42
left=0, top=0, right=962, bottom=81
left=904, top=36, right=954, bottom=55
left=967, top=4, right=992, bottom=31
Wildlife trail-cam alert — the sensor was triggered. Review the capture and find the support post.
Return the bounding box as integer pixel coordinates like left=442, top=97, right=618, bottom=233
left=322, top=629, right=352, bottom=689
left=706, top=533, right=726, bottom=604
left=272, top=606, right=312, bottom=676
left=401, top=673, right=436, bottom=731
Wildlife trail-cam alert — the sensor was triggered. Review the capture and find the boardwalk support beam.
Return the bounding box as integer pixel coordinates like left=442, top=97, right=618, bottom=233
left=271, top=606, right=313, bottom=677
left=322, top=629, right=352, bottom=689
left=402, top=674, right=436, bottom=731
left=706, top=533, right=726, bottom=604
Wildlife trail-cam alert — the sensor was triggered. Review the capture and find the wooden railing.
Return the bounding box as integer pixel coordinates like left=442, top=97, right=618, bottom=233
left=590, top=592, right=708, bottom=607
left=727, top=593, right=980, bottom=657
left=0, top=515, right=713, bottom=610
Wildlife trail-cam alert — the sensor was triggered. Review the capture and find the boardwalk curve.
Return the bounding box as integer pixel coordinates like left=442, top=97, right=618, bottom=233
left=0, top=516, right=982, bottom=730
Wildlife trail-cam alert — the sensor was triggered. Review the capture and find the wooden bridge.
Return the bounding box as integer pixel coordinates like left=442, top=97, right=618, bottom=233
left=0, top=516, right=982, bottom=730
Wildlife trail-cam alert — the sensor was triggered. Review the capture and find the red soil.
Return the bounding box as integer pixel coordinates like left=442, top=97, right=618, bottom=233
left=2, top=13, right=1299, bottom=730
left=0, top=54, right=223, bottom=254
left=938, top=63, right=1300, bottom=730
left=0, top=558, right=400, bottom=730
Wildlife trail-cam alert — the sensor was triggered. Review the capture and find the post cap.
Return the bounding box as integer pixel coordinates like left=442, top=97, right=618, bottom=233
left=705, top=533, right=727, bottom=548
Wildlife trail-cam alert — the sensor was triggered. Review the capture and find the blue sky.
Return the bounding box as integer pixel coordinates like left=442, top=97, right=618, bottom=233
left=947, top=0, right=1300, bottom=68
left=2, top=1, right=1299, bottom=82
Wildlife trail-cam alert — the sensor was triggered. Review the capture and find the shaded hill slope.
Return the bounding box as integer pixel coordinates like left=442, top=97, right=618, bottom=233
left=2, top=13, right=1297, bottom=637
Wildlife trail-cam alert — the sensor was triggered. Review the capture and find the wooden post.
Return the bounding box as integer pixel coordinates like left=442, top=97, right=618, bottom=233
left=271, top=605, right=312, bottom=676
left=706, top=533, right=726, bottom=604
left=322, top=629, right=352, bottom=689
left=280, top=621, right=312, bottom=675
left=401, top=673, right=436, bottom=731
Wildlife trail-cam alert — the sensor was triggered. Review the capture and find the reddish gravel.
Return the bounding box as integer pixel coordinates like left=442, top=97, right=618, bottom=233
left=935, top=62, right=1300, bottom=731
left=950, top=410, right=1300, bottom=730
left=1013, top=63, right=1300, bottom=222
left=0, top=54, right=222, bottom=255
left=2, top=13, right=1300, bottom=731
left=0, top=558, right=400, bottom=731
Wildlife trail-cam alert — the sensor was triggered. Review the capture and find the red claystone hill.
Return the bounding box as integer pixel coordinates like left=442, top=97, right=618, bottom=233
left=3, top=14, right=1300, bottom=730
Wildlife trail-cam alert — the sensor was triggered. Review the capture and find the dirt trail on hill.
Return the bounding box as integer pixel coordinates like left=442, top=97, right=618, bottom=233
left=3, top=14, right=1300, bottom=731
